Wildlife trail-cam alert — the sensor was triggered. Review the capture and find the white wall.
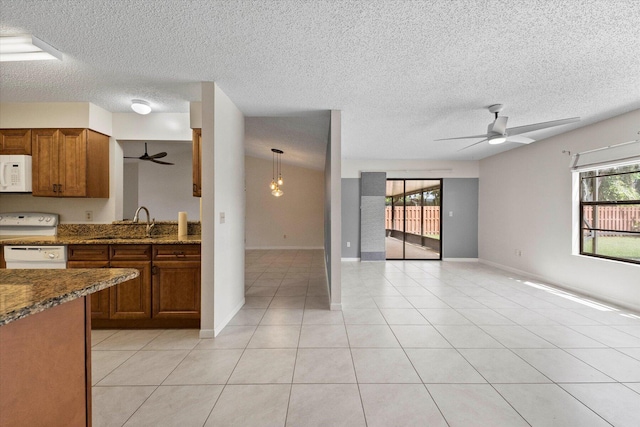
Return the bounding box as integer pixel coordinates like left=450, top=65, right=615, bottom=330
left=199, top=83, right=246, bottom=338
left=479, top=109, right=640, bottom=311
left=112, top=112, right=191, bottom=141
left=342, top=159, right=480, bottom=179
left=245, top=156, right=324, bottom=249
left=0, top=102, right=112, bottom=136
left=123, top=163, right=139, bottom=219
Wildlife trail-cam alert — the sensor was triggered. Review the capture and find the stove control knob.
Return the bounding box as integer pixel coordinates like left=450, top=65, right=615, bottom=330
left=39, top=216, right=45, bottom=221
left=45, top=217, right=52, bottom=222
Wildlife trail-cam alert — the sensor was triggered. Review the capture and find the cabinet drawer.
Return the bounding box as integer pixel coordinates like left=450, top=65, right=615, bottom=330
left=110, top=245, right=151, bottom=260
left=153, top=245, right=201, bottom=260
left=68, top=245, right=109, bottom=261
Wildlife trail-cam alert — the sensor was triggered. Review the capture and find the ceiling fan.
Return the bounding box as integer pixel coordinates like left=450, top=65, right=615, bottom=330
left=436, top=104, right=580, bottom=151
left=124, top=143, right=174, bottom=165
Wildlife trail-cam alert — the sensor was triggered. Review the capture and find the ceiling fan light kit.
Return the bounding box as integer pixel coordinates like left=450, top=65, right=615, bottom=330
left=436, top=103, right=580, bottom=151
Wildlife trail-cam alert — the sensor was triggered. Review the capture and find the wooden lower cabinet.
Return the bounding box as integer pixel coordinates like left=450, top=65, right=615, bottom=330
left=67, top=243, right=200, bottom=328
left=109, top=260, right=152, bottom=319
left=153, top=260, right=201, bottom=319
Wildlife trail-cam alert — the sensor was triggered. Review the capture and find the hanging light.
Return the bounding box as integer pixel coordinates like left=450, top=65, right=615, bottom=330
left=270, top=148, right=284, bottom=197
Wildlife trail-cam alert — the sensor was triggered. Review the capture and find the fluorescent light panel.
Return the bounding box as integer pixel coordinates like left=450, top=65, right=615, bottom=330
left=0, top=35, right=62, bottom=62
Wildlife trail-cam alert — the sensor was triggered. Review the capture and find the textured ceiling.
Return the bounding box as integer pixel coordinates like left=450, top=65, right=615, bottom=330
left=1, top=0, right=639, bottom=164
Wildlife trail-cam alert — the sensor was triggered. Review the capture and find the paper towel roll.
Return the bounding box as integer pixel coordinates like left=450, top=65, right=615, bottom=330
left=178, top=212, right=187, bottom=237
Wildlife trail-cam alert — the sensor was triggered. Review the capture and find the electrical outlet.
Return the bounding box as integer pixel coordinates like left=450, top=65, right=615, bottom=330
left=347, top=241, right=351, bottom=247
left=518, top=250, right=522, bottom=256
left=283, top=234, right=287, bottom=239
left=85, top=210, right=93, bottom=221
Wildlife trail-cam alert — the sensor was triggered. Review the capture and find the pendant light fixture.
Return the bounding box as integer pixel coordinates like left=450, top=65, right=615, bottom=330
left=270, top=148, right=284, bottom=197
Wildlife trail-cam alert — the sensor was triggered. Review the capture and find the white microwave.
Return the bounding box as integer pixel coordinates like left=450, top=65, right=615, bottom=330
left=0, top=155, right=32, bottom=192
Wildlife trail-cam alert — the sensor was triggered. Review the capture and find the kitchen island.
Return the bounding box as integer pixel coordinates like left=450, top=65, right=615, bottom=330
left=0, top=268, right=138, bottom=427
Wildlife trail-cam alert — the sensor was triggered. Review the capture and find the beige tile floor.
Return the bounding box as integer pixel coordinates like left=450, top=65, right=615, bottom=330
left=92, top=249, right=640, bottom=426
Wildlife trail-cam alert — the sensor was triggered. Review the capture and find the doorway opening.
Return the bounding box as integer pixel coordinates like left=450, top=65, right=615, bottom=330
left=385, top=179, right=442, bottom=260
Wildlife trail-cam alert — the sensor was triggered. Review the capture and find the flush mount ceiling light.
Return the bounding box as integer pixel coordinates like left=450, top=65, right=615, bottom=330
left=270, top=148, right=284, bottom=197
left=131, top=99, right=152, bottom=115
left=0, top=35, right=63, bottom=62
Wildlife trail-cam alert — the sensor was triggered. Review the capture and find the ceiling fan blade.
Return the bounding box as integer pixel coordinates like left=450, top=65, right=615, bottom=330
left=457, top=139, right=488, bottom=151
left=490, top=116, right=508, bottom=134
left=435, top=134, right=489, bottom=141
left=507, top=135, right=535, bottom=144
left=506, top=117, right=580, bottom=136
left=150, top=158, right=174, bottom=165
left=148, top=152, right=167, bottom=159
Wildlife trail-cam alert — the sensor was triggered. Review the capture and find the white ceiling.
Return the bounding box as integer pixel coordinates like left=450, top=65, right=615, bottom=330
left=1, top=0, right=639, bottom=164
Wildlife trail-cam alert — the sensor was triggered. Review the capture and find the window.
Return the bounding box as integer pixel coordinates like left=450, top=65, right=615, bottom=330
left=579, top=162, right=640, bottom=264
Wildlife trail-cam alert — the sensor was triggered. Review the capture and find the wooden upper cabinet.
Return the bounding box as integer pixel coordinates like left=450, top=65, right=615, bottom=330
left=31, top=129, right=60, bottom=197
left=0, top=129, right=32, bottom=155
left=58, top=128, right=87, bottom=197
left=31, top=128, right=109, bottom=198
left=193, top=128, right=201, bottom=197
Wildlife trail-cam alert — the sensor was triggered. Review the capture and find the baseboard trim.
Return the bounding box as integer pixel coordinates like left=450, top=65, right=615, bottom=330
left=478, top=258, right=639, bottom=312
left=341, top=257, right=360, bottom=261
left=199, top=329, right=214, bottom=339
left=442, top=258, right=479, bottom=262
left=210, top=297, right=245, bottom=337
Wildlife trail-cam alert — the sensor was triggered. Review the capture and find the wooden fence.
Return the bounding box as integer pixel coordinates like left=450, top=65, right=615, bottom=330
left=385, top=206, right=440, bottom=235
left=583, top=205, right=640, bottom=232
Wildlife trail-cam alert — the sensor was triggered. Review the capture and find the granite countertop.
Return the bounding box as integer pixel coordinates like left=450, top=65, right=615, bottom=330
left=0, top=268, right=139, bottom=326
left=0, top=234, right=201, bottom=245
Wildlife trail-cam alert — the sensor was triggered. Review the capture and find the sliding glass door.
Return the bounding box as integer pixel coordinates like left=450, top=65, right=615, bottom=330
left=385, top=179, right=442, bottom=260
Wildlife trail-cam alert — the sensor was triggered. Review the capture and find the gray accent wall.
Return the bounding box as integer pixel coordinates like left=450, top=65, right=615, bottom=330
left=341, top=178, right=361, bottom=258
left=442, top=178, right=479, bottom=258
left=360, top=172, right=386, bottom=261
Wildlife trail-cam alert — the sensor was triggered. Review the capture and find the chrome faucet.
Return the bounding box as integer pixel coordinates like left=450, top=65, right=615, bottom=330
left=133, top=206, right=155, bottom=237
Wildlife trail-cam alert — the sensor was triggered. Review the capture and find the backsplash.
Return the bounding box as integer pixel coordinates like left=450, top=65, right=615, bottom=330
left=58, top=221, right=201, bottom=237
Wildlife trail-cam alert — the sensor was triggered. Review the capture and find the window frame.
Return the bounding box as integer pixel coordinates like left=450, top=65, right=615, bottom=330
left=578, top=163, right=640, bottom=265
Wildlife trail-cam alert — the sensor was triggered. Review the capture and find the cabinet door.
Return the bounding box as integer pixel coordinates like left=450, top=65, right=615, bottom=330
left=68, top=260, right=110, bottom=319
left=109, top=260, right=152, bottom=319
left=152, top=261, right=201, bottom=319
left=58, top=129, right=87, bottom=197
left=0, top=129, right=31, bottom=155
left=85, top=130, right=109, bottom=198
left=31, top=129, right=59, bottom=196
left=192, top=128, right=201, bottom=197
